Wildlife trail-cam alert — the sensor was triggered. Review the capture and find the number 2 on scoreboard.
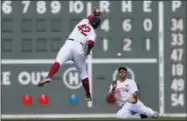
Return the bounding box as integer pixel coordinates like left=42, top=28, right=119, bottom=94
left=77, top=24, right=91, bottom=36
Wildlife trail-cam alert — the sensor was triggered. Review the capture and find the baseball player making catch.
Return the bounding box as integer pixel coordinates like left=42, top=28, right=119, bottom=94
left=107, top=67, right=161, bottom=119
left=37, top=8, right=102, bottom=101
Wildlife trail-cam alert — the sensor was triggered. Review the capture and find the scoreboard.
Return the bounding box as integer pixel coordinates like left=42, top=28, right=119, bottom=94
left=1, top=1, right=186, bottom=119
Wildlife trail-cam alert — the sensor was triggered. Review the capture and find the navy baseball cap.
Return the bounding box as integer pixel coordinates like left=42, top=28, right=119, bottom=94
left=118, top=67, right=127, bottom=72
left=89, top=16, right=101, bottom=29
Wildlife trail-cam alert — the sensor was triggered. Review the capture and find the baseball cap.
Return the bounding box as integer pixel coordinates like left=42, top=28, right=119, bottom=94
left=118, top=67, right=127, bottom=72
left=89, top=16, right=101, bottom=29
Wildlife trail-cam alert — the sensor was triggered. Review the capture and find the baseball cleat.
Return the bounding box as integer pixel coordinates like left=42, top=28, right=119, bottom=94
left=37, top=78, right=52, bottom=87
left=152, top=112, right=162, bottom=119
left=85, top=93, right=92, bottom=101
left=85, top=96, right=92, bottom=101
left=140, top=114, right=148, bottom=119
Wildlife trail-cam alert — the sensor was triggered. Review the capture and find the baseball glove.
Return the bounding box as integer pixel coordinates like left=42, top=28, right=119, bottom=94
left=93, top=7, right=101, bottom=16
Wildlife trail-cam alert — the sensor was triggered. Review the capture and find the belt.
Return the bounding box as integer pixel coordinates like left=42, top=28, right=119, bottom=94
left=68, top=38, right=83, bottom=46
left=120, top=100, right=138, bottom=107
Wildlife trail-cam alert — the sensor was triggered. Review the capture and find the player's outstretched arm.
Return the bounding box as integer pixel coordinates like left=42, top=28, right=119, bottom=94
left=107, top=81, right=117, bottom=98
left=87, top=7, right=101, bottom=22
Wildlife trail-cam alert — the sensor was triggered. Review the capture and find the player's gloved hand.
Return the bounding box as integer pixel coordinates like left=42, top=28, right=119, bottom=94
left=93, top=7, right=101, bottom=16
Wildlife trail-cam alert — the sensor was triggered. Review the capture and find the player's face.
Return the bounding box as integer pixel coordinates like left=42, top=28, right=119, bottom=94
left=118, top=69, right=127, bottom=79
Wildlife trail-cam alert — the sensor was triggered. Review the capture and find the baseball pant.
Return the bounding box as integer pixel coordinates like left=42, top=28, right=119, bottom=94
left=116, top=100, right=155, bottom=119
left=55, top=40, right=88, bottom=80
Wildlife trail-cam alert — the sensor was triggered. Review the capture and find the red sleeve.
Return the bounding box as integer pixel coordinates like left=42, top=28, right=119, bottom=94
left=87, top=40, right=94, bottom=47
left=87, top=14, right=94, bottom=23
left=85, top=40, right=95, bottom=55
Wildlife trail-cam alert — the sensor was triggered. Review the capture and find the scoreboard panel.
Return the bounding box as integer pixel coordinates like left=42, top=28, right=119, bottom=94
left=94, top=1, right=159, bottom=58
left=164, top=1, right=186, bottom=114
left=1, top=0, right=186, bottom=118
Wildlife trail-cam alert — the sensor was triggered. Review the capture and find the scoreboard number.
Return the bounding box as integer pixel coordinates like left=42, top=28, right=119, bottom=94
left=22, top=1, right=30, bottom=14
left=122, top=19, right=132, bottom=32
left=2, top=1, right=62, bottom=14
left=36, top=1, right=61, bottom=14
left=171, top=93, right=184, bottom=107
left=50, top=1, right=61, bottom=14
left=122, top=38, right=132, bottom=51
left=2, top=1, right=12, bottom=14
left=170, top=49, right=183, bottom=62
left=171, top=78, right=184, bottom=92
left=172, top=63, right=184, bottom=77
left=170, top=18, right=184, bottom=31
left=102, top=38, right=108, bottom=52
left=145, top=38, right=151, bottom=51
left=143, top=18, right=153, bottom=32
left=170, top=18, right=185, bottom=109
left=36, top=1, right=47, bottom=14
left=171, top=33, right=184, bottom=46
left=100, top=19, right=110, bottom=32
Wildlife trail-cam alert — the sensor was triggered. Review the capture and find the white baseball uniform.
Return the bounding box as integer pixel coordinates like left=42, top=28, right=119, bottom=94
left=108, top=78, right=155, bottom=119
left=56, top=18, right=96, bottom=80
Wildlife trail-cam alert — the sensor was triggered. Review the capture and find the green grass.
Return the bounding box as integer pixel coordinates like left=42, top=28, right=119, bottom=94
left=1, top=117, right=187, bottom=121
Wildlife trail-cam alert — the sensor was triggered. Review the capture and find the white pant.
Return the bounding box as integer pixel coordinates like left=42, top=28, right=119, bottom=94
left=116, top=100, right=155, bottom=119
left=56, top=40, right=88, bottom=80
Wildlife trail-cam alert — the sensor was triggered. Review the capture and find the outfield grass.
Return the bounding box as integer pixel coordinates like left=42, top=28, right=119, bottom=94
left=1, top=117, right=187, bottom=121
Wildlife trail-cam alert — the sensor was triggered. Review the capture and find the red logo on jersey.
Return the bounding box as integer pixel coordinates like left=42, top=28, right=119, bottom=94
left=114, top=87, right=129, bottom=99
left=77, top=24, right=91, bottom=36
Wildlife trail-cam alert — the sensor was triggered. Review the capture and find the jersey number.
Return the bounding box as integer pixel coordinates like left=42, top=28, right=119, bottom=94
left=77, top=24, right=91, bottom=36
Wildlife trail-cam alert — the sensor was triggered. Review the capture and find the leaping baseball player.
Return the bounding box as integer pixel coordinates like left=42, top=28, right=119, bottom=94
left=37, top=8, right=101, bottom=101
left=107, top=67, right=161, bottom=119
